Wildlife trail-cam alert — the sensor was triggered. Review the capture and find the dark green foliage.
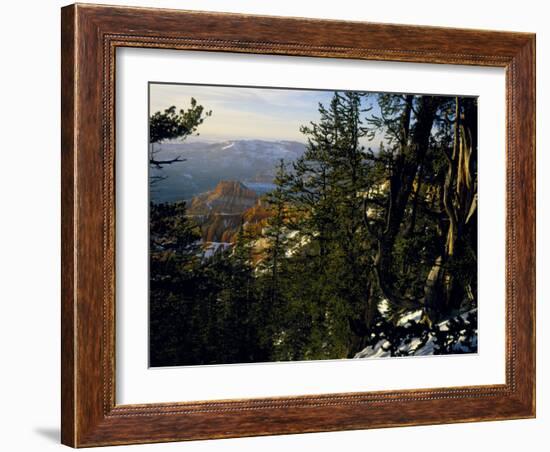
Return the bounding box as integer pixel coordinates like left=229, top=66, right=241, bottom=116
left=149, top=100, right=211, bottom=145
left=149, top=221, right=273, bottom=366
left=149, top=100, right=212, bottom=184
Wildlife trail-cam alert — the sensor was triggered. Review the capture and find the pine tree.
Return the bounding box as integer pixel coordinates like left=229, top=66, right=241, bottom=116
left=148, top=99, right=213, bottom=366
left=149, top=100, right=212, bottom=180
left=271, top=92, right=377, bottom=357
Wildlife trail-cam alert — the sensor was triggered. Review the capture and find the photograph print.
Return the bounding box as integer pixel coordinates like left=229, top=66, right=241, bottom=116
left=148, top=82, right=478, bottom=367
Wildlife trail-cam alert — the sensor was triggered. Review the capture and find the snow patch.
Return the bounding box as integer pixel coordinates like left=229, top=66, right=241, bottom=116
left=355, top=340, right=392, bottom=359
left=354, top=308, right=477, bottom=359
left=202, top=242, right=232, bottom=259
left=396, top=309, right=423, bottom=326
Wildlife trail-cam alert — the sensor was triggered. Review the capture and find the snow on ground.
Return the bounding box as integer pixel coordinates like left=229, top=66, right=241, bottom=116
left=355, top=340, right=392, bottom=358
left=221, top=142, right=235, bottom=150
left=354, top=308, right=477, bottom=359
left=202, top=242, right=232, bottom=259
left=378, top=299, right=391, bottom=318
left=284, top=231, right=311, bottom=257
left=396, top=309, right=423, bottom=326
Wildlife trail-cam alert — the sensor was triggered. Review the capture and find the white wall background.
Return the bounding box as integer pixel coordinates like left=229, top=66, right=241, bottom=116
left=0, top=1, right=545, bottom=450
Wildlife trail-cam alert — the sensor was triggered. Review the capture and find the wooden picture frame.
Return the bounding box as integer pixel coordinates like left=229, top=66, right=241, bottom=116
left=61, top=3, right=535, bottom=447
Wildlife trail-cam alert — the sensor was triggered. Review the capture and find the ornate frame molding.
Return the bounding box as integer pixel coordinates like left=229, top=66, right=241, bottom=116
left=62, top=4, right=535, bottom=447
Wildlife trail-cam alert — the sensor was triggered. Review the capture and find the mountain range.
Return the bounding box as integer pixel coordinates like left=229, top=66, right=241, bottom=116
left=150, top=139, right=306, bottom=203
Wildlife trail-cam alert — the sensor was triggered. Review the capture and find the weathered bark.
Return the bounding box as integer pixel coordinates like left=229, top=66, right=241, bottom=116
left=424, top=97, right=477, bottom=320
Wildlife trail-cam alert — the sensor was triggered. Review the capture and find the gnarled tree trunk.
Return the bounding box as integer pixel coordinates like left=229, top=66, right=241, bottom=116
left=423, top=97, right=477, bottom=322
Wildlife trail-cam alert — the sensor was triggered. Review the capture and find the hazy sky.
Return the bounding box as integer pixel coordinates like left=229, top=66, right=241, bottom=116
left=149, top=83, right=376, bottom=142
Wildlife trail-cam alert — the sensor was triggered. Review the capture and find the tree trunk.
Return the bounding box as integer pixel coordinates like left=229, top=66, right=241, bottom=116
left=423, top=97, right=477, bottom=322
left=374, top=96, right=439, bottom=311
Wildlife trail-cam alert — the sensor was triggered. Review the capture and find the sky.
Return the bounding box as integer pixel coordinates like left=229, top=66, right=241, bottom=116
left=149, top=83, right=378, bottom=143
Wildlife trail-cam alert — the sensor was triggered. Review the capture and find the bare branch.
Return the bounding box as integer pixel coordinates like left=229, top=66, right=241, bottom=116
left=150, top=156, right=187, bottom=168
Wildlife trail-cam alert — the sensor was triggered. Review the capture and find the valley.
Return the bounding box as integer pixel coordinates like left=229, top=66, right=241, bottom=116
left=149, top=138, right=304, bottom=258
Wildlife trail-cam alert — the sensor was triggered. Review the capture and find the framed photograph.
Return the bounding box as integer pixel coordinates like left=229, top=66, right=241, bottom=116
left=61, top=3, right=535, bottom=447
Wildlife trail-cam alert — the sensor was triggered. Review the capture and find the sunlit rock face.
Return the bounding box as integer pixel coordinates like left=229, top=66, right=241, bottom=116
left=188, top=180, right=271, bottom=244
left=188, top=180, right=258, bottom=216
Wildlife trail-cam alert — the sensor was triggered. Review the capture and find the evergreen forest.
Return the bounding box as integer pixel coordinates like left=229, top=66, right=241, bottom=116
left=149, top=90, right=478, bottom=367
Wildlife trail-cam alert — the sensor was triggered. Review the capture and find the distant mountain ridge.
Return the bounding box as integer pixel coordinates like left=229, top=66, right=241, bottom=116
left=150, top=139, right=305, bottom=203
